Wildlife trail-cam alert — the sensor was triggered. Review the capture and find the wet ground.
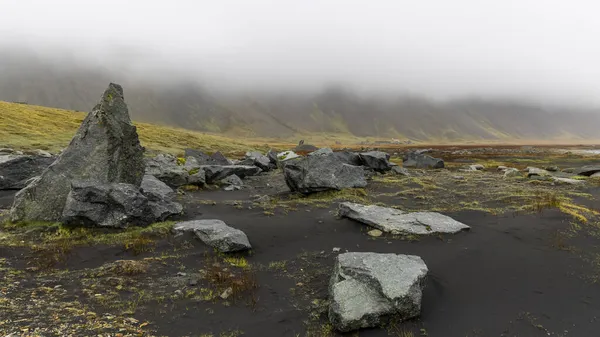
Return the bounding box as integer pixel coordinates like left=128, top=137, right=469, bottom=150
left=1, top=150, right=600, bottom=337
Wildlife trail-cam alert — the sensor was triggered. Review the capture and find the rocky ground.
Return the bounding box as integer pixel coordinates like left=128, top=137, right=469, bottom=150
left=1, top=148, right=600, bottom=337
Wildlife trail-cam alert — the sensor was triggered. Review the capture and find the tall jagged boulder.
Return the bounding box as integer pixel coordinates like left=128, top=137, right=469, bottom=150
left=10, top=83, right=145, bottom=222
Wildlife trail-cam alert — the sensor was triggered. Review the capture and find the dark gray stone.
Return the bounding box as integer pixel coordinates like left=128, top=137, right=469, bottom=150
left=574, top=165, right=600, bottom=177
left=402, top=151, right=444, bottom=169
left=184, top=149, right=230, bottom=165
left=62, top=180, right=181, bottom=228
left=141, top=174, right=176, bottom=200
left=202, top=165, right=262, bottom=184
left=267, top=149, right=278, bottom=165
left=359, top=151, right=392, bottom=172
left=308, top=147, right=334, bottom=157
left=295, top=144, right=319, bottom=153
left=219, top=174, right=243, bottom=187
left=391, top=166, right=410, bottom=176
left=11, top=83, right=145, bottom=222
left=333, top=151, right=362, bottom=166
left=172, top=219, right=251, bottom=252
left=245, top=151, right=272, bottom=171
left=283, top=154, right=367, bottom=194
left=145, top=154, right=205, bottom=188
left=329, top=252, right=428, bottom=332
left=0, top=155, right=55, bottom=190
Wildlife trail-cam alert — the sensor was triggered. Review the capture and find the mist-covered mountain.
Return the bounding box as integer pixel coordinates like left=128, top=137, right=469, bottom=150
left=2, top=49, right=599, bottom=141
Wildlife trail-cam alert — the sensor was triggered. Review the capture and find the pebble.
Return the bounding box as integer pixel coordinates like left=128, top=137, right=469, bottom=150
left=367, top=229, right=383, bottom=237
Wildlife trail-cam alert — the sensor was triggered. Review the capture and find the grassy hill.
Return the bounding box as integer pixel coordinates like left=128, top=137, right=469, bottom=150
left=0, top=101, right=283, bottom=156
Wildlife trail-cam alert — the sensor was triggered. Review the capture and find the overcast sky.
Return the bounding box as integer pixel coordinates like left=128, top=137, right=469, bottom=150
left=1, top=0, right=600, bottom=104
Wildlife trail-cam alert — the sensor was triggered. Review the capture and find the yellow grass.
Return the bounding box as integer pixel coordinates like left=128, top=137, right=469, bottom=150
left=0, top=101, right=292, bottom=156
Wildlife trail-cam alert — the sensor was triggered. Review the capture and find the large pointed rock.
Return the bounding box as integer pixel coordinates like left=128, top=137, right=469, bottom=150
left=329, top=252, right=428, bottom=332
left=338, top=202, right=470, bottom=235
left=10, top=83, right=145, bottom=222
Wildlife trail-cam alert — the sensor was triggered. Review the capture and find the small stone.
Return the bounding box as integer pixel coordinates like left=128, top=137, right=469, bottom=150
left=188, top=279, right=198, bottom=286
left=220, top=287, right=233, bottom=299
left=176, top=272, right=187, bottom=277
left=367, top=229, right=383, bottom=237
left=174, top=289, right=183, bottom=297
left=333, top=247, right=341, bottom=253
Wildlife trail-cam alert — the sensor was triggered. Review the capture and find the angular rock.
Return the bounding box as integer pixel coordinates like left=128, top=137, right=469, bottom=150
left=545, top=166, right=559, bottom=172
left=62, top=180, right=181, bottom=228
left=244, top=151, right=272, bottom=171
left=295, top=143, right=319, bottom=154
left=469, top=164, right=484, bottom=171
left=497, top=165, right=508, bottom=171
left=573, top=165, right=600, bottom=177
left=145, top=154, right=205, bottom=188
left=283, top=154, right=367, bottom=194
left=172, top=219, right=251, bottom=252
left=219, top=174, right=243, bottom=187
left=11, top=83, right=145, bottom=222
left=338, top=202, right=470, bottom=235
left=359, top=151, right=392, bottom=172
left=308, top=147, right=334, bottom=157
left=329, top=252, right=428, bottom=332
left=277, top=151, right=300, bottom=163
left=527, top=167, right=550, bottom=178
left=0, top=156, right=55, bottom=190
left=503, top=168, right=522, bottom=178
left=202, top=165, right=261, bottom=184
left=184, top=149, right=230, bottom=165
left=267, top=149, right=279, bottom=165
left=591, top=172, right=600, bottom=178
left=333, top=151, right=362, bottom=166
left=402, top=152, right=444, bottom=169
left=141, top=174, right=176, bottom=200
left=391, top=166, right=410, bottom=176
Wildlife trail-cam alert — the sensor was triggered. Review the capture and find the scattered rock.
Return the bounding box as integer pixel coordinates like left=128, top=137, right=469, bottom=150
left=527, top=167, right=550, bottom=178
left=172, top=220, right=252, bottom=252
left=62, top=180, right=181, bottom=228
left=267, top=149, right=279, bottom=166
left=277, top=151, right=300, bottom=163
left=452, top=175, right=465, bottom=180
left=338, top=202, right=470, bottom=235
left=469, top=164, right=484, bottom=171
left=0, top=155, right=55, bottom=190
left=220, top=287, right=233, bottom=300
left=295, top=143, right=319, bottom=154
left=308, top=147, right=334, bottom=157
left=185, top=149, right=230, bottom=165
left=553, top=177, right=585, bottom=185
left=402, top=151, right=444, bottom=169
left=333, top=247, right=341, bottom=253
left=329, top=252, right=428, bottom=332
left=503, top=168, right=522, bottom=178
left=219, top=174, right=243, bottom=188
left=497, top=165, right=508, bottom=171
left=141, top=174, right=176, bottom=200
left=145, top=154, right=206, bottom=188
left=391, top=166, right=411, bottom=176
left=202, top=165, right=261, bottom=184
left=283, top=154, right=367, bottom=194
left=333, top=151, right=363, bottom=166
left=367, top=229, right=383, bottom=237
left=573, top=165, right=600, bottom=177
left=545, top=166, right=559, bottom=172
left=10, top=83, right=145, bottom=222
left=359, top=151, right=392, bottom=172
left=591, top=172, right=600, bottom=178
left=244, top=151, right=272, bottom=171
left=0, top=148, right=14, bottom=155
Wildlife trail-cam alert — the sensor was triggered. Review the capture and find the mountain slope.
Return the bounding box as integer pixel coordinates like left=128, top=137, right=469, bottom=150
left=1, top=50, right=599, bottom=142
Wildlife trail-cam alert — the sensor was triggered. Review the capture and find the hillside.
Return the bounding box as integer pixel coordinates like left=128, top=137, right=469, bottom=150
left=2, top=50, right=600, bottom=142
left=0, top=101, right=277, bottom=156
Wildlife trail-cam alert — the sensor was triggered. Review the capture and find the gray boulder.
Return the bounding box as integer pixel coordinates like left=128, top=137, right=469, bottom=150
left=574, top=165, right=600, bottom=177
left=333, top=151, right=362, bottom=166
left=527, top=167, right=550, bottom=178
left=0, top=156, right=55, bottom=190
left=359, top=151, right=392, bottom=172
left=295, top=143, right=319, bottom=153
left=62, top=180, right=181, bottom=228
left=145, top=154, right=205, bottom=188
left=308, top=147, right=334, bottom=157
left=172, top=219, right=251, bottom=252
left=141, top=174, right=176, bottom=200
left=267, top=149, right=279, bottom=165
left=10, top=83, right=145, bottom=222
left=219, top=174, right=243, bottom=188
left=553, top=177, right=585, bottom=185
left=202, top=165, right=261, bottom=184
left=283, top=154, right=367, bottom=194
left=329, top=252, right=428, bottom=332
left=184, top=149, right=230, bottom=165
left=402, top=151, right=444, bottom=169
left=338, top=202, right=470, bottom=235
left=503, top=168, right=522, bottom=178
left=244, top=151, right=272, bottom=171
left=391, top=166, right=411, bottom=176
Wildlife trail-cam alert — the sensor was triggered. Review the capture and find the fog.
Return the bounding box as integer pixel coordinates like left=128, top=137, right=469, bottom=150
left=2, top=0, right=600, bottom=106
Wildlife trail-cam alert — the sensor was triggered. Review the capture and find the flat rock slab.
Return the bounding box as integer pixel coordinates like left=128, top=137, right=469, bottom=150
left=329, top=252, right=428, bottom=332
left=172, top=220, right=251, bottom=253
left=574, top=165, right=600, bottom=177
left=338, top=202, right=470, bottom=235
